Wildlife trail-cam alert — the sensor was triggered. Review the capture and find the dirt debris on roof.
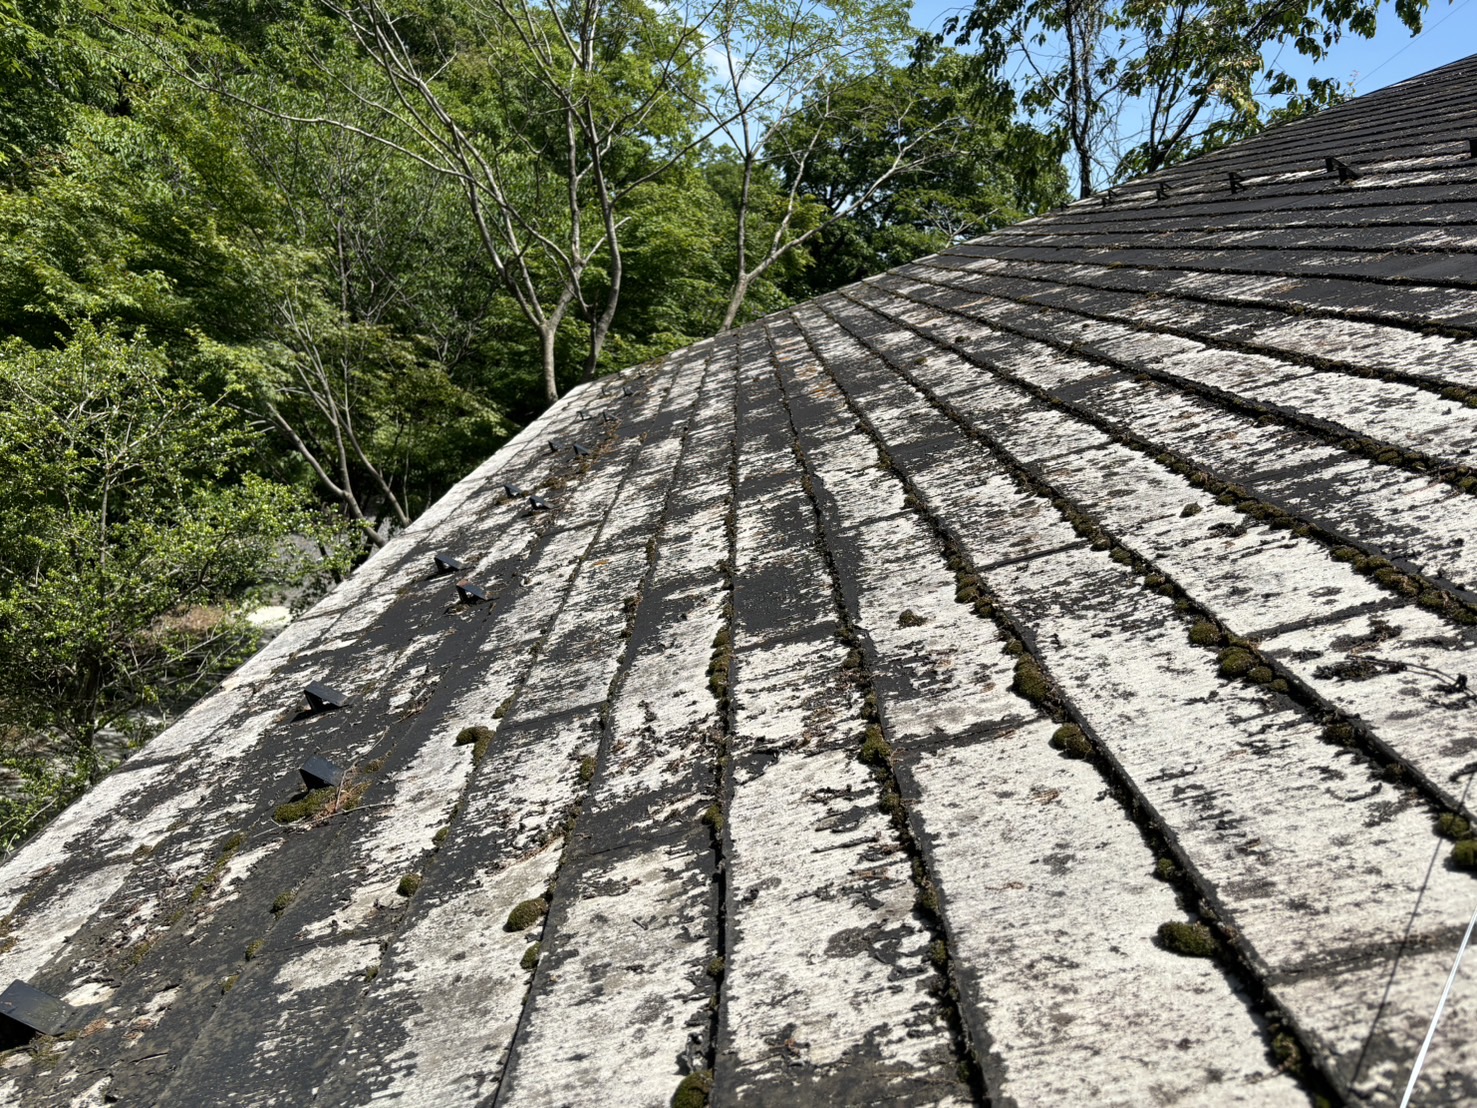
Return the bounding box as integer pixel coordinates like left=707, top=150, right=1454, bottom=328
left=4, top=53, right=1477, bottom=1108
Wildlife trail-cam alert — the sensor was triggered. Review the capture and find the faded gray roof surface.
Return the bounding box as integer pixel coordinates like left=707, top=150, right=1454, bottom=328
left=5, top=53, right=1477, bottom=1108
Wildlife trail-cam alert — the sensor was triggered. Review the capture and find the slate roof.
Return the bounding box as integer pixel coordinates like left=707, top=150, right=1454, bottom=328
left=4, top=52, right=1477, bottom=1108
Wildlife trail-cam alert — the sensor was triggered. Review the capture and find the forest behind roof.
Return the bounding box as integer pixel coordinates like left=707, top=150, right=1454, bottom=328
left=0, top=0, right=1437, bottom=847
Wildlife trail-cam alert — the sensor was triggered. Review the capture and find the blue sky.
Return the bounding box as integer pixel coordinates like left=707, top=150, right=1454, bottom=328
left=908, top=0, right=1477, bottom=96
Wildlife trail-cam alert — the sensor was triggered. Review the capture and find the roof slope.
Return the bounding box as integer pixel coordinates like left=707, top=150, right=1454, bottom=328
left=4, top=53, right=1477, bottom=1107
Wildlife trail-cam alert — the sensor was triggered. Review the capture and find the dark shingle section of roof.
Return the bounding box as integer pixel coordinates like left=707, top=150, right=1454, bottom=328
left=4, top=53, right=1477, bottom=1107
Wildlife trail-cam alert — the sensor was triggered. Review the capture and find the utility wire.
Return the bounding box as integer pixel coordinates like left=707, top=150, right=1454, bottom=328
left=1357, top=0, right=1474, bottom=86
left=1399, top=898, right=1477, bottom=1106
left=1351, top=749, right=1477, bottom=1092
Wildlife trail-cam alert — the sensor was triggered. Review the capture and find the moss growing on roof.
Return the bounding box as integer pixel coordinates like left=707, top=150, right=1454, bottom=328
left=273, top=787, right=337, bottom=824
left=1217, top=648, right=1257, bottom=679
left=859, top=725, right=891, bottom=767
left=1012, top=658, right=1051, bottom=703
left=1157, top=921, right=1217, bottom=957
left=505, top=898, right=549, bottom=932
left=708, top=628, right=733, bottom=699
left=1188, top=620, right=1221, bottom=646
left=1158, top=921, right=1218, bottom=958
left=455, top=725, right=495, bottom=762
left=672, top=1070, right=713, bottom=1108
left=1437, top=813, right=1472, bottom=840
left=1049, top=724, right=1092, bottom=758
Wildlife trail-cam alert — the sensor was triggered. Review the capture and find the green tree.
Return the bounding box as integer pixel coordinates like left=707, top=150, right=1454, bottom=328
left=0, top=323, right=333, bottom=759
left=769, top=48, right=1067, bottom=300
left=946, top=0, right=1430, bottom=194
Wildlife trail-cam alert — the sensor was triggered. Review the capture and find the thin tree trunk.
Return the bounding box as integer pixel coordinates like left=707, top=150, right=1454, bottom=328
left=540, top=324, right=560, bottom=405
left=720, top=274, right=751, bottom=331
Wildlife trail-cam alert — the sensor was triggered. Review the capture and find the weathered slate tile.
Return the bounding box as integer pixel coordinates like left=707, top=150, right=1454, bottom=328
left=305, top=364, right=703, bottom=1107
left=858, top=273, right=1477, bottom=597
left=712, top=330, right=965, bottom=1105
left=492, top=339, right=738, bottom=1108
left=770, top=313, right=1302, bottom=1104
left=793, top=292, right=1477, bottom=1101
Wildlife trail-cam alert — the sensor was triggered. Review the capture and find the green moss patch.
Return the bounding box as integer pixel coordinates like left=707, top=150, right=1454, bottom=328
left=1188, top=620, right=1221, bottom=647
left=672, top=1070, right=713, bottom=1108
left=1012, top=658, right=1051, bottom=703
left=273, top=787, right=337, bottom=824
left=578, top=756, right=597, bottom=784
left=1452, top=840, right=1477, bottom=869
left=521, top=942, right=541, bottom=971
left=707, top=628, right=733, bottom=699
left=859, top=725, right=891, bottom=767
left=455, top=725, right=495, bottom=762
left=1049, top=724, right=1092, bottom=759
left=1217, top=648, right=1257, bottom=679
left=270, top=891, right=295, bottom=916
left=397, top=874, right=422, bottom=897
left=897, top=609, right=926, bottom=628
left=1437, top=813, right=1472, bottom=840
left=1157, top=920, right=1218, bottom=958
left=505, top=897, right=549, bottom=932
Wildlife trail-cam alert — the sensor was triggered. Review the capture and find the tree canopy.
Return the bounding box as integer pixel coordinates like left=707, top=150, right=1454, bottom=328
left=945, top=0, right=1431, bottom=196
left=0, top=0, right=1435, bottom=844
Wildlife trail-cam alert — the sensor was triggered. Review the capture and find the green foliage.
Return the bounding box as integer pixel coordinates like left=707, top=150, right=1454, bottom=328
left=0, top=324, right=326, bottom=753
left=0, top=750, right=90, bottom=853
left=946, top=0, right=1427, bottom=193
left=775, top=48, right=1067, bottom=301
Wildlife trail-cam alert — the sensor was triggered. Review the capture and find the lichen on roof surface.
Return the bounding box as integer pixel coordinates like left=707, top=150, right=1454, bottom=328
left=3, top=52, right=1477, bottom=1108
